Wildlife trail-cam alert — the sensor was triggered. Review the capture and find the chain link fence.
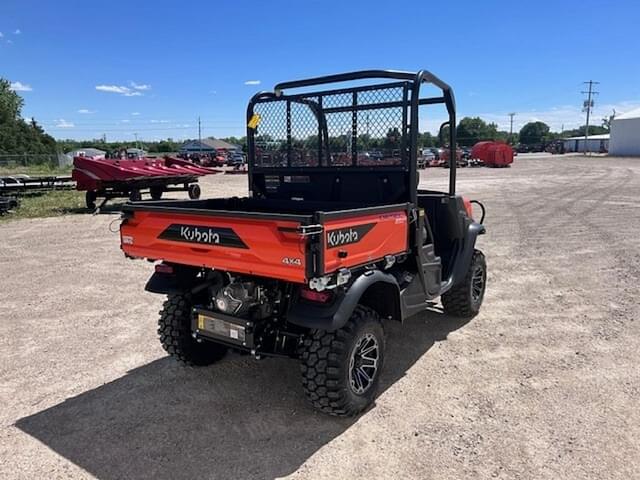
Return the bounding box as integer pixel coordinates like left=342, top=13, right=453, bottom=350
left=0, top=154, right=69, bottom=170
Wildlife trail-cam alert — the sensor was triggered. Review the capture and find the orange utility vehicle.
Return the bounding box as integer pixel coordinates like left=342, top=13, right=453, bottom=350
left=119, top=70, right=487, bottom=416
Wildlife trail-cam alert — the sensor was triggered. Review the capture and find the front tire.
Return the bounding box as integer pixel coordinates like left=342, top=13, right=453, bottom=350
left=300, top=305, right=384, bottom=416
left=442, top=249, right=487, bottom=318
left=158, top=293, right=227, bottom=366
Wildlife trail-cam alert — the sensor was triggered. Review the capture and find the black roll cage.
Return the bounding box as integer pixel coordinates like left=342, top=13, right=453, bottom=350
left=246, top=69, right=458, bottom=204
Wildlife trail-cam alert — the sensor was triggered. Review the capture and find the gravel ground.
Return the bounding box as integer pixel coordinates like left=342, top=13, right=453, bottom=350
left=1, top=155, right=639, bottom=479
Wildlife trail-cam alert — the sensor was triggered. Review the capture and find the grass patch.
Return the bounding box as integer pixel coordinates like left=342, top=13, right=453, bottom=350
left=0, top=190, right=86, bottom=222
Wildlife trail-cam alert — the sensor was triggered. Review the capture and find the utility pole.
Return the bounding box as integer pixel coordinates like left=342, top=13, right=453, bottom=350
left=134, top=133, right=139, bottom=150
left=198, top=116, right=202, bottom=155
left=581, top=80, right=599, bottom=155
left=508, top=113, right=516, bottom=144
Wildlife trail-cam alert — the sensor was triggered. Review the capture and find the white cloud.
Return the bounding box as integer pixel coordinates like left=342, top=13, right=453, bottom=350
left=121, top=119, right=130, bottom=123
left=6, top=39, right=13, bottom=44
left=130, top=81, right=150, bottom=91
left=9, top=81, right=32, bottom=92
left=476, top=100, right=640, bottom=132
left=55, top=119, right=74, bottom=128
left=95, top=84, right=143, bottom=96
left=418, top=99, right=640, bottom=135
left=77, top=108, right=95, bottom=114
left=150, top=119, right=170, bottom=124
left=131, top=112, right=141, bottom=116
left=244, top=80, right=261, bottom=85
left=14, top=29, right=21, bottom=35
left=0, top=32, right=3, bottom=38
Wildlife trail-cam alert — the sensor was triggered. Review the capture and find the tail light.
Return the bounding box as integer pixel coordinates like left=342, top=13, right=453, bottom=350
left=155, top=262, right=174, bottom=274
left=300, top=287, right=332, bottom=303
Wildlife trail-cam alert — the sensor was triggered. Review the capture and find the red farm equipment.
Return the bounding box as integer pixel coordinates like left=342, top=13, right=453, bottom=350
left=72, top=155, right=218, bottom=209
left=470, top=141, right=514, bottom=168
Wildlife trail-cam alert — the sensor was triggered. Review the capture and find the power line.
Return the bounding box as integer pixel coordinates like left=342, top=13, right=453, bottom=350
left=581, top=80, right=600, bottom=155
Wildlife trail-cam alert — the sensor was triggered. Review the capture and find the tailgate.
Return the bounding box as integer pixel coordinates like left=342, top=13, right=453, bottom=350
left=322, top=206, right=409, bottom=274
left=120, top=207, right=311, bottom=283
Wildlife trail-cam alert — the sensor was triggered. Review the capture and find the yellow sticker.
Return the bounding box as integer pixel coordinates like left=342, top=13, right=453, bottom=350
left=197, top=315, right=204, bottom=330
left=247, top=113, right=261, bottom=129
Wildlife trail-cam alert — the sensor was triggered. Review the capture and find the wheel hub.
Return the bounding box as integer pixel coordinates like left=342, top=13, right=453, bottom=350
left=470, top=264, right=486, bottom=304
left=348, top=333, right=379, bottom=395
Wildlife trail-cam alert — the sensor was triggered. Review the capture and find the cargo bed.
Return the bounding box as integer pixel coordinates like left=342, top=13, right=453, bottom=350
left=120, top=198, right=410, bottom=283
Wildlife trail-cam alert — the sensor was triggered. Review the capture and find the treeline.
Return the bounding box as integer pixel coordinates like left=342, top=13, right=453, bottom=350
left=0, top=79, right=57, bottom=154
left=56, top=138, right=185, bottom=154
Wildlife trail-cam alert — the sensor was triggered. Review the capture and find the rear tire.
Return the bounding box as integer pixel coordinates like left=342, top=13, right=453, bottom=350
left=158, top=293, right=227, bottom=366
left=300, top=305, right=384, bottom=416
left=442, top=249, right=486, bottom=318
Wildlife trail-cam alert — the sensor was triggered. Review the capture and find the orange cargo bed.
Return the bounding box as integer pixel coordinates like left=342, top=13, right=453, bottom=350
left=120, top=199, right=410, bottom=284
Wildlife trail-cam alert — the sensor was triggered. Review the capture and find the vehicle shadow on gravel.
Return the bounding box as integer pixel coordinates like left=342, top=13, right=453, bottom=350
left=61, top=203, right=126, bottom=215
left=16, top=309, right=470, bottom=480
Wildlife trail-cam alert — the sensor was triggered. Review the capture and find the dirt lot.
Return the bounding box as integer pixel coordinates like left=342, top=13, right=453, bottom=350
left=1, top=155, right=639, bottom=479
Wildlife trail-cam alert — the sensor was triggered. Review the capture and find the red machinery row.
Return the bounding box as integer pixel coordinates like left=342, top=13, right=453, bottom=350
left=72, top=156, right=219, bottom=209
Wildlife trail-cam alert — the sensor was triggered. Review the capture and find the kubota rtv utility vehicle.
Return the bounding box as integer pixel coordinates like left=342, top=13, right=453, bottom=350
left=119, top=70, right=487, bottom=416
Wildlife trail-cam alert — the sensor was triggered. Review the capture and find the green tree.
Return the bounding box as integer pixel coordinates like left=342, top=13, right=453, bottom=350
left=0, top=78, right=57, bottom=154
left=562, top=125, right=609, bottom=138
left=455, top=117, right=499, bottom=146
left=602, top=110, right=616, bottom=131
left=519, top=121, right=550, bottom=145
left=417, top=131, right=435, bottom=148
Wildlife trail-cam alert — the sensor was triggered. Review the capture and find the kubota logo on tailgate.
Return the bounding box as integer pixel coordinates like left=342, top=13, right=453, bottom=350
left=159, top=224, right=248, bottom=249
left=326, top=223, right=376, bottom=248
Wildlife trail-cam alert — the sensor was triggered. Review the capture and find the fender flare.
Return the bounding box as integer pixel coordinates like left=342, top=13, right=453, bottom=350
left=287, top=270, right=401, bottom=331
left=441, top=221, right=485, bottom=294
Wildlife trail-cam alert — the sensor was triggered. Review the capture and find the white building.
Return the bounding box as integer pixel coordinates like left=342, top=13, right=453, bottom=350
left=562, top=134, right=609, bottom=153
left=62, top=147, right=106, bottom=166
left=609, top=107, right=640, bottom=156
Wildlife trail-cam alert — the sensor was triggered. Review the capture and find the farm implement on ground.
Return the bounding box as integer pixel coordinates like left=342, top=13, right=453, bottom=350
left=73, top=156, right=218, bottom=209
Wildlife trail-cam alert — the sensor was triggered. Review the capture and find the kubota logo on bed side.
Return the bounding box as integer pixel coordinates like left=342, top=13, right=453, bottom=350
left=158, top=224, right=248, bottom=248
left=326, top=223, right=376, bottom=248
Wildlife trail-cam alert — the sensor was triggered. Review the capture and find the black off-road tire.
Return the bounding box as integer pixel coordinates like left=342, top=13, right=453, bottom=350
left=150, top=187, right=163, bottom=200
left=300, top=305, right=385, bottom=416
left=188, top=183, right=201, bottom=199
left=158, top=293, right=227, bottom=366
left=442, top=249, right=486, bottom=318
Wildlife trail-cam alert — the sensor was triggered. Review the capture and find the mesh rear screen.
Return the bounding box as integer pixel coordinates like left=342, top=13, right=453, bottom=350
left=252, top=84, right=407, bottom=168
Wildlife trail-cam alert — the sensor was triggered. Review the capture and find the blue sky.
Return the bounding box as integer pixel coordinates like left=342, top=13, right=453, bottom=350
left=1, top=0, right=639, bottom=141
